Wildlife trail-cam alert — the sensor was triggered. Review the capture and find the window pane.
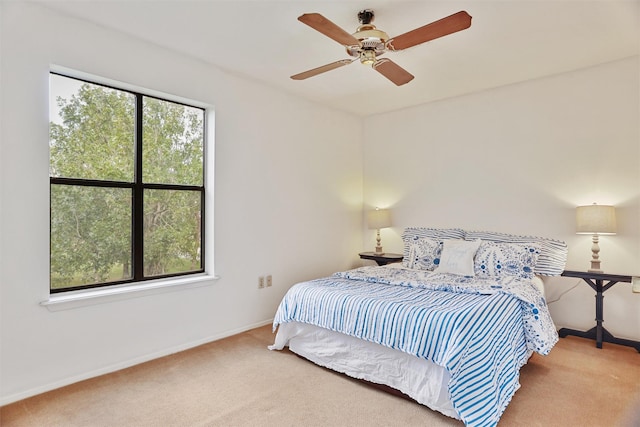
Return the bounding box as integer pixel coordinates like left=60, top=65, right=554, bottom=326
left=144, top=189, right=202, bottom=277
left=50, top=185, right=132, bottom=290
left=49, top=74, right=135, bottom=182
left=142, top=97, right=204, bottom=186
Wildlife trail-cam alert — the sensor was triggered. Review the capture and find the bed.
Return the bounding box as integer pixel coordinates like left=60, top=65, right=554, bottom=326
left=269, top=228, right=568, bottom=427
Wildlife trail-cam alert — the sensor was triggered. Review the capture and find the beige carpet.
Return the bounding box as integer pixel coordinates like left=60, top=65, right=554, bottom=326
left=1, top=325, right=639, bottom=426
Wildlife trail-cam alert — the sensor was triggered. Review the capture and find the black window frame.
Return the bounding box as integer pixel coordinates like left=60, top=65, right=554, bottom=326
left=49, top=72, right=206, bottom=294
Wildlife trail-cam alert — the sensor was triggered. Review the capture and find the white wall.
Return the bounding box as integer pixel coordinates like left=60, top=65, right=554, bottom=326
left=0, top=2, right=363, bottom=404
left=363, top=57, right=640, bottom=342
left=2, top=1, right=638, bottom=407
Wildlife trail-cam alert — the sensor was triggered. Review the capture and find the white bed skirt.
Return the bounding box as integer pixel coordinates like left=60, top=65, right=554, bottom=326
left=269, top=322, right=460, bottom=420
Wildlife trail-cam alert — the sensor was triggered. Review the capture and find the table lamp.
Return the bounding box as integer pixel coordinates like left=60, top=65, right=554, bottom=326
left=576, top=203, right=616, bottom=273
left=367, top=208, right=391, bottom=254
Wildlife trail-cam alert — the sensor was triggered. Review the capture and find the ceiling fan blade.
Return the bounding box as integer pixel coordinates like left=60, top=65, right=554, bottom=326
left=373, top=58, right=414, bottom=86
left=387, top=11, right=472, bottom=51
left=298, top=13, right=360, bottom=46
left=291, top=59, right=355, bottom=80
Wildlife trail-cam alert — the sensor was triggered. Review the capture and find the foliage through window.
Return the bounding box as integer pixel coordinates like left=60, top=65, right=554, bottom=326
left=49, top=73, right=205, bottom=292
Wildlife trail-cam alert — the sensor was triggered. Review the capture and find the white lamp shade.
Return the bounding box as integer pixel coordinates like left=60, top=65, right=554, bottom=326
left=576, top=204, right=617, bottom=235
left=367, top=209, right=391, bottom=230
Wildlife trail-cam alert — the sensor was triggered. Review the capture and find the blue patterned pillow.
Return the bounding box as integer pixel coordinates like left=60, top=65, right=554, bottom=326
left=474, top=241, right=541, bottom=280
left=465, top=230, right=567, bottom=276
left=403, top=227, right=466, bottom=241
left=403, top=237, right=444, bottom=270
left=402, top=228, right=465, bottom=266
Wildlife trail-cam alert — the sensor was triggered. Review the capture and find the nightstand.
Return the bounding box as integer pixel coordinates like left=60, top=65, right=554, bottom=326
left=560, top=270, right=640, bottom=352
left=359, top=252, right=403, bottom=266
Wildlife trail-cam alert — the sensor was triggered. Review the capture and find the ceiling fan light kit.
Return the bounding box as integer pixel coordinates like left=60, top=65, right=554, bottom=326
left=292, top=9, right=472, bottom=86
left=360, top=49, right=377, bottom=65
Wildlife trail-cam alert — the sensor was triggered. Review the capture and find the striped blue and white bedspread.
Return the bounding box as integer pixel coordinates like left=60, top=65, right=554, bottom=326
left=272, top=265, right=558, bottom=427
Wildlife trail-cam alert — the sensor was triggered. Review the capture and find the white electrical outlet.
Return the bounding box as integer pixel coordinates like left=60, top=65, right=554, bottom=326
left=632, top=277, right=640, bottom=293
left=258, top=276, right=265, bottom=289
left=266, top=275, right=272, bottom=287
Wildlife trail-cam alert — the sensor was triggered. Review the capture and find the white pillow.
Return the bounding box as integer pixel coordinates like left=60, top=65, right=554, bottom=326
left=435, top=239, right=481, bottom=276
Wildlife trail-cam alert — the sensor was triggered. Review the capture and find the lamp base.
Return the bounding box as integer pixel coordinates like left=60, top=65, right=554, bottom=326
left=374, top=230, right=385, bottom=255
left=588, top=259, right=602, bottom=273
left=588, top=236, right=603, bottom=273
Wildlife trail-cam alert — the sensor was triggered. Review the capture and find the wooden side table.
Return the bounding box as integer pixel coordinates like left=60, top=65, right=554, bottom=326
left=560, top=270, right=640, bottom=352
left=359, top=252, right=403, bottom=266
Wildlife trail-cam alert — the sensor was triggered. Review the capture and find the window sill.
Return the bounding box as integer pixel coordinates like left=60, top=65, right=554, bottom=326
left=40, top=274, right=220, bottom=312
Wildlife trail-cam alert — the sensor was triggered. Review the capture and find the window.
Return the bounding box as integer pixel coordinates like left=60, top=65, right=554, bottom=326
left=49, top=73, right=205, bottom=293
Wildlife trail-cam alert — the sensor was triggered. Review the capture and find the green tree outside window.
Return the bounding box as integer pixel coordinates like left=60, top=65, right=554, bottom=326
left=49, top=74, right=205, bottom=291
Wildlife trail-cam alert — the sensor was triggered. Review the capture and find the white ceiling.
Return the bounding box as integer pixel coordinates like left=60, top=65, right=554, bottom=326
left=36, top=0, right=639, bottom=116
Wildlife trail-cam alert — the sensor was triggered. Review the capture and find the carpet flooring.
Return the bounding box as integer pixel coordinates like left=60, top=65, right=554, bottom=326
left=1, top=325, right=639, bottom=426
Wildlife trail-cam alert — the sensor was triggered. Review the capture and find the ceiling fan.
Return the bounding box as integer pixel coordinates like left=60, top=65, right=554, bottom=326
left=291, top=9, right=472, bottom=86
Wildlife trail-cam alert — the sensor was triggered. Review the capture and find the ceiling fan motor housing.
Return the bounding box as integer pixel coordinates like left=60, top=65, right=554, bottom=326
left=347, top=21, right=389, bottom=62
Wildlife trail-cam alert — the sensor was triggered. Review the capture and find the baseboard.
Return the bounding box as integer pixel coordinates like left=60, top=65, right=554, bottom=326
left=0, top=319, right=273, bottom=406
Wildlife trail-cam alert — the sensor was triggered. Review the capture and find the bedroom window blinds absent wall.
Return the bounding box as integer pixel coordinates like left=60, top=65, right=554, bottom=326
left=49, top=72, right=206, bottom=293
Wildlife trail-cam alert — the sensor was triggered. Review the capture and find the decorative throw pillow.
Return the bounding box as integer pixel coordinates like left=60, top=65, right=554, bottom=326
left=474, top=241, right=541, bottom=280
left=402, top=228, right=465, bottom=267
left=403, top=237, right=443, bottom=270
left=464, top=230, right=567, bottom=276
left=434, top=239, right=481, bottom=276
